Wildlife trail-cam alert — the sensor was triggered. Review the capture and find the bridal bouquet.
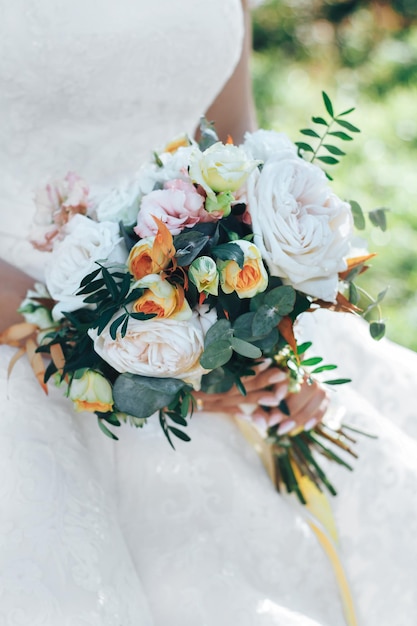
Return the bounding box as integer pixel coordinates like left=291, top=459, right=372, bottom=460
left=6, top=94, right=386, bottom=503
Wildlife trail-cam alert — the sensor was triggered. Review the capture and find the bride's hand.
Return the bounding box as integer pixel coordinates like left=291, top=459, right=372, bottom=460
left=0, top=259, right=34, bottom=332
left=194, top=362, right=329, bottom=435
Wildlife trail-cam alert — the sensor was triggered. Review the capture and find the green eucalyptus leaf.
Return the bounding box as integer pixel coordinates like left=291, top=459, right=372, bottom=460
left=200, top=340, right=233, bottom=369
left=230, top=337, right=262, bottom=359
left=369, top=208, right=389, bottom=232
left=350, top=200, right=366, bottom=230
left=264, top=285, right=296, bottom=315
left=113, top=374, right=187, bottom=419
left=370, top=321, right=386, bottom=341
left=204, top=319, right=232, bottom=347
left=233, top=312, right=257, bottom=341
left=252, top=305, right=282, bottom=336
left=200, top=367, right=235, bottom=394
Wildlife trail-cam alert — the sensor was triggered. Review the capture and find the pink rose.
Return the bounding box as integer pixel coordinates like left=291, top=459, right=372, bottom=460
left=30, top=172, right=89, bottom=252
left=134, top=179, right=207, bottom=237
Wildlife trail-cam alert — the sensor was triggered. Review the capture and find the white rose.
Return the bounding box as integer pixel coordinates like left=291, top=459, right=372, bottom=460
left=89, top=310, right=208, bottom=389
left=90, top=146, right=195, bottom=225
left=189, top=142, right=260, bottom=197
left=243, top=129, right=297, bottom=163
left=45, top=214, right=126, bottom=319
left=246, top=156, right=353, bottom=302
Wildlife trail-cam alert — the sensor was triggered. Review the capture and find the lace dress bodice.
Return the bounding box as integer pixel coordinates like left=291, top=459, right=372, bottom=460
left=0, top=0, right=243, bottom=278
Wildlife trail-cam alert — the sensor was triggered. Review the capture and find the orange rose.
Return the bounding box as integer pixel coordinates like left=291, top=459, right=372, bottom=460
left=132, top=274, right=192, bottom=320
left=218, top=240, right=268, bottom=299
left=128, top=237, right=170, bottom=280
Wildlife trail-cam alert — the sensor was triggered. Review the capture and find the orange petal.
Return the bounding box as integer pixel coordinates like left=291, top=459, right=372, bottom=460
left=0, top=322, right=38, bottom=345
left=151, top=216, right=175, bottom=269
left=278, top=316, right=298, bottom=359
left=226, top=135, right=234, bottom=145
left=50, top=343, right=66, bottom=373
left=339, top=254, right=377, bottom=281
left=26, top=338, right=48, bottom=394
left=7, top=347, right=26, bottom=379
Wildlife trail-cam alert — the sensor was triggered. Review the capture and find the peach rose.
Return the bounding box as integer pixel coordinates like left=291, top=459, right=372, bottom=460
left=127, top=237, right=171, bottom=280
left=132, top=274, right=192, bottom=321
left=218, top=240, right=268, bottom=299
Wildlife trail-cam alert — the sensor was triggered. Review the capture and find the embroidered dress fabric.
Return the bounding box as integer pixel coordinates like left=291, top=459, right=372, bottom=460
left=0, top=2, right=416, bottom=624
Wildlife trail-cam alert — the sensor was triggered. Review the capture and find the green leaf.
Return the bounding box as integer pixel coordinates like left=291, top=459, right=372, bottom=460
left=109, top=314, right=126, bottom=340
left=97, top=417, right=119, bottom=440
left=350, top=200, right=366, bottom=230
left=296, top=341, right=312, bottom=355
left=213, top=243, right=244, bottom=268
left=369, top=208, right=389, bottom=232
left=295, top=142, right=314, bottom=153
left=204, top=319, right=232, bottom=347
left=317, top=156, right=339, bottom=165
left=102, top=268, right=120, bottom=301
left=230, top=337, right=262, bottom=359
left=83, top=289, right=110, bottom=304
left=370, top=321, right=386, bottom=341
left=129, top=312, right=157, bottom=321
left=328, top=131, right=353, bottom=141
left=335, top=118, right=360, bottom=133
left=311, top=364, right=338, bottom=374
left=120, top=315, right=129, bottom=338
left=349, top=282, right=360, bottom=306
left=252, top=305, right=282, bottom=337
left=113, top=374, right=187, bottom=419
left=338, top=107, right=355, bottom=116
left=233, top=312, right=257, bottom=341
left=322, top=144, right=346, bottom=156
left=264, top=285, right=296, bottom=314
left=301, top=356, right=323, bottom=367
left=322, top=92, right=334, bottom=117
left=80, top=267, right=101, bottom=288
left=312, top=116, right=328, bottom=126
left=174, top=231, right=210, bottom=266
left=96, top=307, right=118, bottom=335
left=200, top=340, right=233, bottom=369
left=77, top=278, right=105, bottom=295
left=300, top=128, right=320, bottom=138
left=324, top=378, right=352, bottom=385
left=168, top=426, right=191, bottom=442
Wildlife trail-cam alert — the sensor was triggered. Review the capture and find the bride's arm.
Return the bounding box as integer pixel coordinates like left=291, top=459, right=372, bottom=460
left=0, top=259, right=34, bottom=332
left=204, top=0, right=257, bottom=143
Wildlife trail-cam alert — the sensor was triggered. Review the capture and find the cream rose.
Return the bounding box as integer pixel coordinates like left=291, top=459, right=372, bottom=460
left=246, top=156, right=353, bottom=302
left=45, top=214, right=126, bottom=319
left=189, top=142, right=260, bottom=197
left=89, top=310, right=208, bottom=389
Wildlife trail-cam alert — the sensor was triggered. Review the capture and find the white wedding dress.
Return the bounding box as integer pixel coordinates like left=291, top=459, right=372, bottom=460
left=1, top=1, right=416, bottom=625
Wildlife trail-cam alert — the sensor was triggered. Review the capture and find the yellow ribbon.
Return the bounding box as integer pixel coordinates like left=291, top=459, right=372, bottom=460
left=235, top=416, right=358, bottom=626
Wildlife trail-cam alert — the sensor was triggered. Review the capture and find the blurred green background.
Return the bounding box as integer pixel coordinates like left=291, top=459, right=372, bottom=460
left=251, top=0, right=417, bottom=351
